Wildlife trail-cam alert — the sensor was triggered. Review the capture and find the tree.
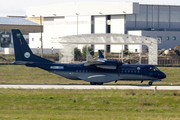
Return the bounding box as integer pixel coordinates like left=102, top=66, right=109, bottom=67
left=82, top=46, right=94, bottom=58
left=123, top=50, right=131, bottom=56
left=74, top=47, right=82, bottom=60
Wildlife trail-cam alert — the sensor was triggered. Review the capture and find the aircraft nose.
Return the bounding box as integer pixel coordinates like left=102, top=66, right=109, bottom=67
left=160, top=72, right=166, bottom=79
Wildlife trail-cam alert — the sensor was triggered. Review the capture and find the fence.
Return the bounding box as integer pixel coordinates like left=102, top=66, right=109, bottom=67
left=1, top=54, right=180, bottom=66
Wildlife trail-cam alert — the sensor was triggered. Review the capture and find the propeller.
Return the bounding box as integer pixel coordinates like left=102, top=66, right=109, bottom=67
left=117, top=60, right=123, bottom=76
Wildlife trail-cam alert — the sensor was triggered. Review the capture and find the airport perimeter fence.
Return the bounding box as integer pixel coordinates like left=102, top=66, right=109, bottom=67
left=121, top=57, right=180, bottom=66
left=1, top=54, right=180, bottom=66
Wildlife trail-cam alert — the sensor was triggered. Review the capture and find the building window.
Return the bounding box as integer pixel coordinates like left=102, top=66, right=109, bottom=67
left=166, top=36, right=169, bottom=40
left=157, top=36, right=162, bottom=40
left=173, top=36, right=176, bottom=40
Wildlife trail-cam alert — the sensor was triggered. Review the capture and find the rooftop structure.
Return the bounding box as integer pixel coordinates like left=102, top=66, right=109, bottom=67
left=0, top=17, right=39, bottom=26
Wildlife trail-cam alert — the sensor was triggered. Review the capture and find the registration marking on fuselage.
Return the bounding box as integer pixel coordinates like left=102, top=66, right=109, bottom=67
left=50, top=66, right=64, bottom=69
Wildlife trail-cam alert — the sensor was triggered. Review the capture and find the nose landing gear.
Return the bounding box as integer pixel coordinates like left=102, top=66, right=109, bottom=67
left=148, top=80, right=161, bottom=85
left=148, top=82, right=152, bottom=85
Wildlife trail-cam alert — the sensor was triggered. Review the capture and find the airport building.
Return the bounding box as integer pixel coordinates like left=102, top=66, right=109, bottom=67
left=0, top=17, right=42, bottom=54
left=26, top=2, right=180, bottom=54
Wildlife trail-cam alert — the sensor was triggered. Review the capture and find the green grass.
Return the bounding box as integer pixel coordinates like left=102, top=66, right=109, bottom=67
left=0, top=65, right=179, bottom=119
left=0, top=89, right=180, bottom=119
left=0, top=65, right=180, bottom=85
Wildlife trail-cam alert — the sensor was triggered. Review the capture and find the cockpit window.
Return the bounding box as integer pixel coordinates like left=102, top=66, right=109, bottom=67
left=149, top=67, right=156, bottom=71
left=154, top=67, right=159, bottom=71
left=148, top=66, right=159, bottom=71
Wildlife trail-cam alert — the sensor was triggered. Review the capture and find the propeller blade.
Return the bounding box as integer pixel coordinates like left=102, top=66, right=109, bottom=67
left=116, top=60, right=123, bottom=76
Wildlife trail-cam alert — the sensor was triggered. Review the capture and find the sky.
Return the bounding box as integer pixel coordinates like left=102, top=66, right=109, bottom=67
left=1, top=0, right=180, bottom=17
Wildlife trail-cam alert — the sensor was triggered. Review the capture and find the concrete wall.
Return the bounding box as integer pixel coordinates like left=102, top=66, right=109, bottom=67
left=128, top=30, right=180, bottom=51
left=94, top=16, right=106, bottom=52
left=128, top=31, right=142, bottom=52
left=29, top=15, right=92, bottom=53
left=77, top=16, right=91, bottom=51
left=111, top=15, right=125, bottom=53
left=27, top=2, right=139, bottom=17
left=26, top=2, right=139, bottom=54
left=141, top=31, right=180, bottom=50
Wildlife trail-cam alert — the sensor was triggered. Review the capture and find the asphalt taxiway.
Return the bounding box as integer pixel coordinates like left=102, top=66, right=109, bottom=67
left=0, top=84, right=179, bottom=90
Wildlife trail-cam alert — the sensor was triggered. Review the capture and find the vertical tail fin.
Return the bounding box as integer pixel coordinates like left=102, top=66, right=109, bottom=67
left=12, top=29, right=53, bottom=63
left=98, top=50, right=104, bottom=59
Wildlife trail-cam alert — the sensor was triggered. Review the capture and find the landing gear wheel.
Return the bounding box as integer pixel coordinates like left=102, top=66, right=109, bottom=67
left=97, top=82, right=103, bottom=85
left=90, top=82, right=97, bottom=85
left=149, top=82, right=152, bottom=85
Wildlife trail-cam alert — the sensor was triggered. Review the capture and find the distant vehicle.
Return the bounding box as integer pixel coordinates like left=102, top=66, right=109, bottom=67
left=163, top=45, right=180, bottom=56
left=12, top=29, right=166, bottom=85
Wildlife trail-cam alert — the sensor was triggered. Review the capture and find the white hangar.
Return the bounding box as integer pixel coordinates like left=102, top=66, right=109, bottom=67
left=26, top=2, right=180, bottom=54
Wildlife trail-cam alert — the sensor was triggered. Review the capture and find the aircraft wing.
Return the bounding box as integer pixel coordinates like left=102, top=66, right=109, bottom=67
left=13, top=61, right=35, bottom=65
left=84, top=50, right=105, bottom=66
left=84, top=50, right=117, bottom=70
left=84, top=59, right=105, bottom=66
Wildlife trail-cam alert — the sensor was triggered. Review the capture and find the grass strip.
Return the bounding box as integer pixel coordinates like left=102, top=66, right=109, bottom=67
left=0, top=89, right=180, bottom=119
left=0, top=65, right=179, bottom=85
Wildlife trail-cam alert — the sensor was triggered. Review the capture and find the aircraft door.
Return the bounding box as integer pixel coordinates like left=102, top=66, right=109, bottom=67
left=118, top=67, right=120, bottom=76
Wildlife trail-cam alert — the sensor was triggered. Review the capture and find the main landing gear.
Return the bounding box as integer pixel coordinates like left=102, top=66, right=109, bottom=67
left=90, top=82, right=103, bottom=85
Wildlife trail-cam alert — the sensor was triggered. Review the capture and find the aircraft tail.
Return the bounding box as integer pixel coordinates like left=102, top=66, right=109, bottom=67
left=12, top=29, right=53, bottom=64
left=98, top=50, right=104, bottom=59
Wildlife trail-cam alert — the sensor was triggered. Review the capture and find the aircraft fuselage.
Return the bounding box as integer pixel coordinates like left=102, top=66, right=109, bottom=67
left=30, top=62, right=166, bottom=83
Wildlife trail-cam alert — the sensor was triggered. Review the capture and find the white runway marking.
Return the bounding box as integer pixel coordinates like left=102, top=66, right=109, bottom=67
left=0, top=84, right=180, bottom=90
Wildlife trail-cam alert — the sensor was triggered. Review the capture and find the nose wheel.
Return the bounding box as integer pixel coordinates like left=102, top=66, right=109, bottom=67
left=148, top=82, right=152, bottom=85
left=148, top=80, right=161, bottom=85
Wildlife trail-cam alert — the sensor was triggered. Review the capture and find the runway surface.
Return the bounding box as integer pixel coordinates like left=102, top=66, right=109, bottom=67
left=0, top=84, right=180, bottom=90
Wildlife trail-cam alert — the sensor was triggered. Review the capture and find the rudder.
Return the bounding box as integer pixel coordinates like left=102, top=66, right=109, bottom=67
left=12, top=29, right=53, bottom=63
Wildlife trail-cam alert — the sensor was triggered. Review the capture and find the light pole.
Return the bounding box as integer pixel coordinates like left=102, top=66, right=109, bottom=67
left=75, top=13, right=79, bottom=63
left=40, top=15, right=43, bottom=57
left=76, top=13, right=79, bottom=35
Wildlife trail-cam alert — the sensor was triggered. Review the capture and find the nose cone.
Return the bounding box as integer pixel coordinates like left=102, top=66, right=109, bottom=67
left=160, top=72, right=166, bottom=79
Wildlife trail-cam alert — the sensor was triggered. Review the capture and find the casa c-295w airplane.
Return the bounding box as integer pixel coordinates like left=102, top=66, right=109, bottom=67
left=12, top=29, right=166, bottom=85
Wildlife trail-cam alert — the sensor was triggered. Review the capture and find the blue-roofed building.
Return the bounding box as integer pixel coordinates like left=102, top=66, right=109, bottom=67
left=0, top=17, right=42, bottom=34
left=0, top=17, right=39, bottom=26
left=0, top=17, right=43, bottom=54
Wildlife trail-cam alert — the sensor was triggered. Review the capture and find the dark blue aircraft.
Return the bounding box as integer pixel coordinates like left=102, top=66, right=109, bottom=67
left=12, top=29, right=166, bottom=85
